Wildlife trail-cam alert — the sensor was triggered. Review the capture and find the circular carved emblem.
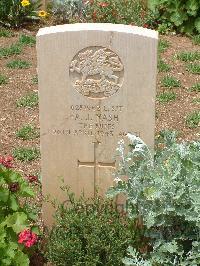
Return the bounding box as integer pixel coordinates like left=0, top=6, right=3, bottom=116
left=69, top=46, right=124, bottom=99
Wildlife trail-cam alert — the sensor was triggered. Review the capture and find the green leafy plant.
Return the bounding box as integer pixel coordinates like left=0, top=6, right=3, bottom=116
left=190, top=82, right=200, bottom=92
left=158, top=59, right=171, bottom=72
left=144, top=9, right=174, bottom=33
left=7, top=59, right=31, bottom=69
left=157, top=21, right=173, bottom=35
left=192, top=97, right=200, bottom=104
left=158, top=39, right=170, bottom=53
left=123, top=247, right=152, bottom=266
left=49, top=0, right=85, bottom=24
left=143, top=10, right=172, bottom=34
left=45, top=188, right=141, bottom=266
left=84, top=0, right=146, bottom=26
left=186, top=63, right=200, bottom=74
left=16, top=92, right=38, bottom=108
left=0, top=0, right=41, bottom=28
left=32, top=75, right=38, bottom=84
left=18, top=34, right=36, bottom=47
left=16, top=125, right=39, bottom=140
left=0, top=28, right=14, bottom=37
left=186, top=110, right=200, bottom=128
left=107, top=131, right=200, bottom=265
left=157, top=91, right=176, bottom=103
left=161, top=76, right=181, bottom=88
left=176, top=51, right=200, bottom=62
left=0, top=43, right=22, bottom=58
left=192, top=35, right=200, bottom=45
left=148, top=0, right=200, bottom=34
left=13, top=147, right=40, bottom=162
left=0, top=158, right=39, bottom=265
left=0, top=74, right=8, bottom=85
left=143, top=10, right=160, bottom=29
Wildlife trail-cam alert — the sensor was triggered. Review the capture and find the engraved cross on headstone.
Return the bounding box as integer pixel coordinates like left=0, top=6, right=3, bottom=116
left=78, top=141, right=115, bottom=196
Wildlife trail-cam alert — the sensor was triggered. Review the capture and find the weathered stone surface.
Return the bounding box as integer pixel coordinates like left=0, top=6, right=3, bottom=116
left=37, top=23, right=158, bottom=226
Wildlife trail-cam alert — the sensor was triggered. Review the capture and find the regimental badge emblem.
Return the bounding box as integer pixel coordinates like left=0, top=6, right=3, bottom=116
left=69, top=46, right=124, bottom=99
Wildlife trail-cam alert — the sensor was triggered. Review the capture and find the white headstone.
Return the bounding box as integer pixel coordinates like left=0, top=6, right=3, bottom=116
left=37, top=23, right=158, bottom=226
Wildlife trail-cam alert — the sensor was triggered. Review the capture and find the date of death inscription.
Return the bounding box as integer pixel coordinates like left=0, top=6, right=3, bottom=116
left=50, top=104, right=140, bottom=138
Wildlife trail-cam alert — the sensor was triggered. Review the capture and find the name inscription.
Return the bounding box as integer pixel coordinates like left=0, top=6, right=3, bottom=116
left=50, top=104, right=140, bottom=138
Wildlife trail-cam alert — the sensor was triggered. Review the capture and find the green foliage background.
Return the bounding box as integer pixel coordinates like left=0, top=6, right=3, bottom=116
left=148, top=0, right=200, bottom=34
left=0, top=0, right=41, bottom=27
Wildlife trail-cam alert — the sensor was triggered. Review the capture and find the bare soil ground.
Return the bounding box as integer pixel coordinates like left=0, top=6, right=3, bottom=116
left=157, top=35, right=199, bottom=140
left=0, top=30, right=199, bottom=176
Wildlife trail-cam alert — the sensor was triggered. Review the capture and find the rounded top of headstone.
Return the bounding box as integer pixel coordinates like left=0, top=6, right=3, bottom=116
left=37, top=23, right=158, bottom=39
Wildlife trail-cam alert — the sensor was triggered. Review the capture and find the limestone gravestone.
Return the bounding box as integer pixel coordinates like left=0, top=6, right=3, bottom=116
left=37, top=23, right=158, bottom=226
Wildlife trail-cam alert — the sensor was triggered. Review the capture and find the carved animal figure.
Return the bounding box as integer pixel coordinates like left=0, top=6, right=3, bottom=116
left=70, top=48, right=123, bottom=84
